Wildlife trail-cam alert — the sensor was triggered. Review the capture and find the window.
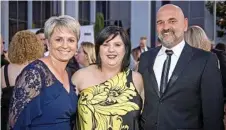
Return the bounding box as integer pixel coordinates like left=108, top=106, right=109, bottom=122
left=79, top=1, right=90, bottom=25
left=9, top=1, right=27, bottom=41
left=32, top=1, right=53, bottom=28
left=96, top=1, right=110, bottom=27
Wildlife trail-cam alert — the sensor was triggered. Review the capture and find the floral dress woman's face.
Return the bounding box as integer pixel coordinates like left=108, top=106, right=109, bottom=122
left=99, top=35, right=125, bottom=69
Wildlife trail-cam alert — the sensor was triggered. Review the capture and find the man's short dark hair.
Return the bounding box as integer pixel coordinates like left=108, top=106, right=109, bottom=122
left=36, top=28, right=44, bottom=35
left=140, top=36, right=147, bottom=40
left=215, top=43, right=226, bottom=51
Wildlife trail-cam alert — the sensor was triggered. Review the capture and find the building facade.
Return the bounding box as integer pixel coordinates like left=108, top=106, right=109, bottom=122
left=1, top=1, right=216, bottom=50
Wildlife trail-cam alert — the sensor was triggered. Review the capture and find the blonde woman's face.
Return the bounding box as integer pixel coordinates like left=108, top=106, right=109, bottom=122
left=75, top=46, right=88, bottom=67
left=49, top=27, right=78, bottom=62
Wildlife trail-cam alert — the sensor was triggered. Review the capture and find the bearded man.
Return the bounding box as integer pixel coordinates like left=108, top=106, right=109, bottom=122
left=138, top=4, right=224, bottom=130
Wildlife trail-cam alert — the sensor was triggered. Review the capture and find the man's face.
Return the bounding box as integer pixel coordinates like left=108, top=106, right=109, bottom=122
left=37, top=33, right=48, bottom=51
left=37, top=33, right=45, bottom=44
left=156, top=5, right=188, bottom=48
left=0, top=35, right=4, bottom=55
left=140, top=39, right=147, bottom=48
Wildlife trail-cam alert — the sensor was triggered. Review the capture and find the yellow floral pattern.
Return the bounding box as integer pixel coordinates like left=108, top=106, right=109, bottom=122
left=77, top=70, right=140, bottom=130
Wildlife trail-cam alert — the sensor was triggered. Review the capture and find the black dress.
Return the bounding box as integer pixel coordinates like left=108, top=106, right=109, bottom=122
left=1, top=64, right=14, bottom=130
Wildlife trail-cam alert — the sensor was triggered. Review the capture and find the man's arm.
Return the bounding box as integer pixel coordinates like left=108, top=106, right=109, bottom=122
left=201, top=53, right=224, bottom=130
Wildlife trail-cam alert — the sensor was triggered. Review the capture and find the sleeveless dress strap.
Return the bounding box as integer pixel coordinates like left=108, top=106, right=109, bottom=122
left=4, top=64, right=10, bottom=87
left=126, top=69, right=133, bottom=87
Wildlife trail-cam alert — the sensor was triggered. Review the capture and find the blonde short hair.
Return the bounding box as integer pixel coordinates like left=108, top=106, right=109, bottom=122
left=185, top=25, right=212, bottom=51
left=80, top=42, right=96, bottom=65
left=8, top=30, right=44, bottom=64
left=44, top=15, right=80, bottom=41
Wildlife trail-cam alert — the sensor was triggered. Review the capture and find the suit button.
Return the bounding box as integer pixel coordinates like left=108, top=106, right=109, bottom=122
left=155, top=122, right=158, bottom=125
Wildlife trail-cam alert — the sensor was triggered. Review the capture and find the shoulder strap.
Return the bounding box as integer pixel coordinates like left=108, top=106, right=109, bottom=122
left=4, top=64, right=10, bottom=87
left=126, top=69, right=133, bottom=87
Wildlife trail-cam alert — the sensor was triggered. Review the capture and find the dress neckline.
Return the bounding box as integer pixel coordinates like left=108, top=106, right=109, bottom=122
left=80, top=69, right=129, bottom=92
left=36, top=59, right=73, bottom=94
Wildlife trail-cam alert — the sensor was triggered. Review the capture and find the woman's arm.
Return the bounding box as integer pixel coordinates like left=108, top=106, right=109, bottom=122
left=132, top=71, right=144, bottom=110
left=9, top=66, right=43, bottom=130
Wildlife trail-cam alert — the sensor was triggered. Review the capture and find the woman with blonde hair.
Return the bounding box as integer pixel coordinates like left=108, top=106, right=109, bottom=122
left=9, top=15, right=80, bottom=130
left=185, top=25, right=212, bottom=51
left=76, top=42, right=96, bottom=67
left=1, top=30, right=44, bottom=130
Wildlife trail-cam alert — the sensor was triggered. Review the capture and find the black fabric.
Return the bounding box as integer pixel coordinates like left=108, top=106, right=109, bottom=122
left=1, top=64, right=14, bottom=130
left=66, top=57, right=80, bottom=77
left=212, top=49, right=226, bottom=103
left=1, top=54, right=9, bottom=67
left=4, top=64, right=10, bottom=87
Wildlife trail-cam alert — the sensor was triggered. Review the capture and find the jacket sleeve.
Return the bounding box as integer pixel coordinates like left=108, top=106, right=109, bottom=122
left=138, top=53, right=148, bottom=74
left=201, top=53, right=224, bottom=130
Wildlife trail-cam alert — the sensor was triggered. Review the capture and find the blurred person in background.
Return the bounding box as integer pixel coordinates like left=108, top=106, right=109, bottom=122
left=131, top=47, right=141, bottom=71
left=215, top=43, right=226, bottom=52
left=1, top=34, right=4, bottom=55
left=1, top=30, right=44, bottom=130
left=212, top=43, right=226, bottom=129
left=72, top=26, right=144, bottom=130
left=132, top=36, right=151, bottom=54
left=66, top=57, right=80, bottom=78
left=36, top=28, right=49, bottom=56
left=8, top=15, right=80, bottom=130
left=75, top=41, right=96, bottom=68
left=185, top=25, right=226, bottom=129
left=1, top=35, right=9, bottom=67
left=185, top=25, right=212, bottom=51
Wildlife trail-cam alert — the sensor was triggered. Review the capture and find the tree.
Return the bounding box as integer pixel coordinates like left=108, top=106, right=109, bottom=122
left=206, top=1, right=226, bottom=37
left=94, top=12, right=104, bottom=38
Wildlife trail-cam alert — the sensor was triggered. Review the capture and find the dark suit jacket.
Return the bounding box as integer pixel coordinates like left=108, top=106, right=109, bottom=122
left=138, top=43, right=224, bottom=130
left=212, top=49, right=226, bottom=102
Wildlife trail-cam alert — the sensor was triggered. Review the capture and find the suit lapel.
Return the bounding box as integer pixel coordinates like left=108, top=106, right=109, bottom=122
left=147, top=47, right=161, bottom=97
left=163, top=44, right=194, bottom=95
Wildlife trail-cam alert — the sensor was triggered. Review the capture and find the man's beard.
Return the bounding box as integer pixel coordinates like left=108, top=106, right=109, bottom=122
left=158, top=29, right=181, bottom=48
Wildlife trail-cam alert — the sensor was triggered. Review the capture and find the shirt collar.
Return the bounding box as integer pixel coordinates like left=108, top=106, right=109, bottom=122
left=158, top=40, right=185, bottom=57
left=140, top=46, right=148, bottom=52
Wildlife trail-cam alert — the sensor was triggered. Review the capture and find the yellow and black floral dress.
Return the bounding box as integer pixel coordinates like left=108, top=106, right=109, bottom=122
left=76, top=69, right=142, bottom=130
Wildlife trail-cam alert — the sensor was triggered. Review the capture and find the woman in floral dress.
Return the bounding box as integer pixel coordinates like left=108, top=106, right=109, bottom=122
left=72, top=26, right=144, bottom=130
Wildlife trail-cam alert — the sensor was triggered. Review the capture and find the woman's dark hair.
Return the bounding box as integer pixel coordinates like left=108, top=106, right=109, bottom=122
left=95, top=26, right=131, bottom=72
left=36, top=28, right=44, bottom=35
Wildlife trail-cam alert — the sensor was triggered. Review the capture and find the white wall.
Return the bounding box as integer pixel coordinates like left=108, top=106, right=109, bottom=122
left=131, top=1, right=151, bottom=49
left=1, top=1, right=9, bottom=50
left=65, top=1, right=79, bottom=20
left=204, top=5, right=214, bottom=41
